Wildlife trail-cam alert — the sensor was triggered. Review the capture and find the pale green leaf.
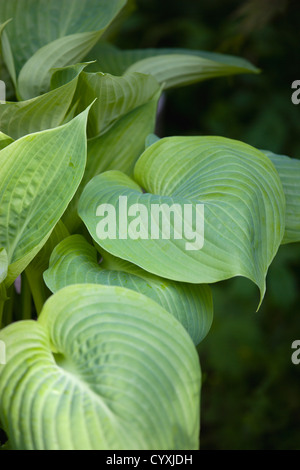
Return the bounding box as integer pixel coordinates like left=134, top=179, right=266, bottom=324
left=0, top=45, right=14, bottom=101
left=0, top=20, right=16, bottom=88
left=5, top=231, right=53, bottom=288
left=0, top=108, right=90, bottom=287
left=0, top=65, right=85, bottom=139
left=18, top=31, right=105, bottom=100
left=44, top=235, right=213, bottom=345
left=0, top=284, right=200, bottom=450
left=74, top=71, right=161, bottom=138
left=50, top=62, right=93, bottom=90
left=262, top=149, right=300, bottom=245
left=79, top=137, right=285, bottom=304
left=62, top=73, right=161, bottom=232
left=0, top=248, right=7, bottom=284
left=0, top=0, right=127, bottom=75
left=86, top=42, right=260, bottom=89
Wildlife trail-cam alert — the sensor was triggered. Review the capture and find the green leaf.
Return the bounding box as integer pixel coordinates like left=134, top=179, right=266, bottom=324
left=85, top=98, right=159, bottom=174
left=0, top=20, right=16, bottom=88
left=74, top=71, right=161, bottom=138
left=145, top=133, right=160, bottom=148
left=0, top=284, right=200, bottom=450
left=62, top=72, right=161, bottom=232
left=0, top=64, right=85, bottom=139
left=262, top=150, right=300, bottom=245
left=0, top=131, right=13, bottom=150
left=0, top=248, right=8, bottom=284
left=44, top=235, right=213, bottom=345
left=0, top=108, right=90, bottom=287
left=0, top=37, right=14, bottom=101
left=50, top=62, right=92, bottom=90
left=86, top=42, right=260, bottom=89
left=0, top=0, right=127, bottom=75
left=79, top=136, right=285, bottom=304
left=18, top=31, right=105, bottom=100
left=26, top=221, right=70, bottom=314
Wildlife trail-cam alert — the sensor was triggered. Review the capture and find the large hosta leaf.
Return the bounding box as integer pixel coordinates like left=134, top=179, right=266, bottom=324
left=79, top=137, right=285, bottom=303
left=262, top=150, right=300, bottom=245
left=44, top=235, right=213, bottom=345
left=0, top=64, right=86, bottom=139
left=0, top=108, right=89, bottom=287
left=0, top=284, right=201, bottom=450
left=0, top=0, right=127, bottom=99
left=0, top=0, right=127, bottom=73
left=86, top=42, right=259, bottom=89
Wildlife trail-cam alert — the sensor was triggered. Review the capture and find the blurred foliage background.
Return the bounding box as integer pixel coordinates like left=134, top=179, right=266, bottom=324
left=108, top=0, right=300, bottom=450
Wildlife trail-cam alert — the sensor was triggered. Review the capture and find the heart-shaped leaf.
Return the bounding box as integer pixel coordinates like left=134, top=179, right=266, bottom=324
left=262, top=149, right=300, bottom=245
left=0, top=108, right=90, bottom=287
left=0, top=284, right=200, bottom=450
left=79, top=136, right=285, bottom=304
left=44, top=235, right=213, bottom=345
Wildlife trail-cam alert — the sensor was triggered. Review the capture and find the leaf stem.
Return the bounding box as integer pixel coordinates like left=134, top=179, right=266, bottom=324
left=0, top=298, right=4, bottom=330
left=1, top=285, right=14, bottom=328
left=0, top=283, right=8, bottom=329
left=21, top=274, right=32, bottom=320
left=25, top=270, right=48, bottom=316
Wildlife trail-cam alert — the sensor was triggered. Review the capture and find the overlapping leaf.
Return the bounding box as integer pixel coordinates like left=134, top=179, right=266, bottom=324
left=74, top=71, right=161, bottom=138
left=26, top=221, right=70, bottom=314
left=262, top=149, right=300, bottom=245
left=44, top=235, right=213, bottom=345
left=0, top=0, right=127, bottom=98
left=0, top=20, right=16, bottom=91
left=0, top=64, right=86, bottom=139
left=0, top=284, right=201, bottom=450
left=0, top=248, right=7, bottom=284
left=18, top=32, right=105, bottom=100
left=62, top=72, right=161, bottom=232
left=79, top=136, right=285, bottom=303
left=0, top=131, right=13, bottom=150
left=86, top=42, right=259, bottom=89
left=0, top=108, right=89, bottom=287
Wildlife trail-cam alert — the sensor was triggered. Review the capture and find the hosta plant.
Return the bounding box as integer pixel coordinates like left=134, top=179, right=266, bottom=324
left=0, top=0, right=299, bottom=450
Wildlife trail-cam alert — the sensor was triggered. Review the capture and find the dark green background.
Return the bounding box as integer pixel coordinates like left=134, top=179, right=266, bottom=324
left=110, top=0, right=300, bottom=450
